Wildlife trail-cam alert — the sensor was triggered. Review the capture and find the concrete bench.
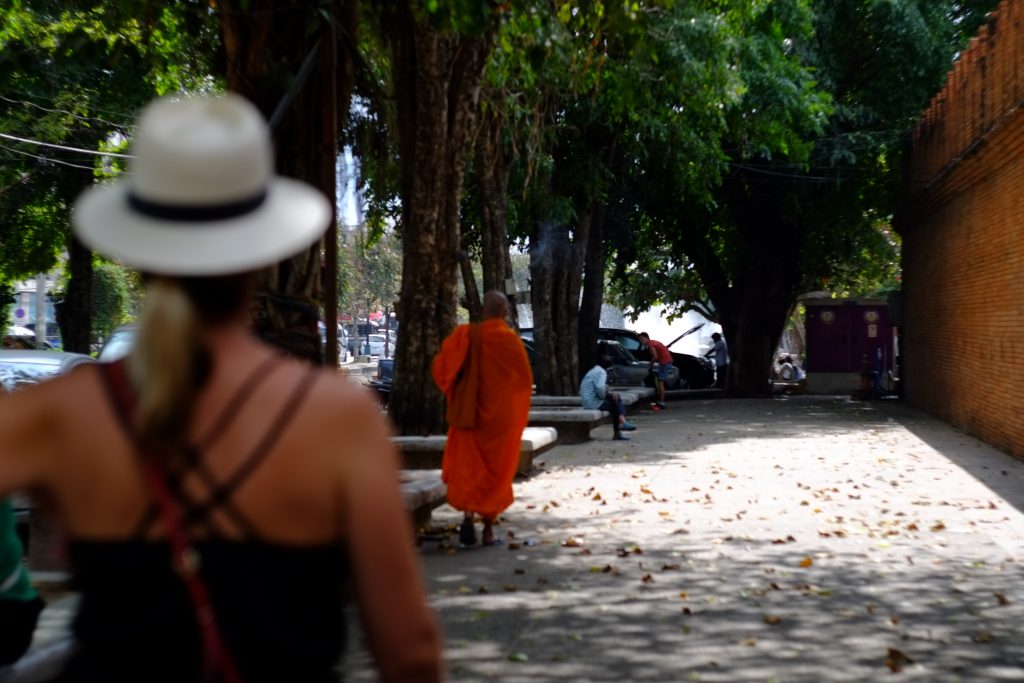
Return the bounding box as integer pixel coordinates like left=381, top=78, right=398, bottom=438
left=528, top=408, right=611, bottom=444
left=613, top=385, right=655, bottom=401
left=393, top=426, right=558, bottom=475
left=532, top=391, right=642, bottom=412
left=400, top=470, right=447, bottom=527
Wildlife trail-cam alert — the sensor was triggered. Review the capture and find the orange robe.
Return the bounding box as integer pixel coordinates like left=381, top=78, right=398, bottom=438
left=431, top=318, right=533, bottom=519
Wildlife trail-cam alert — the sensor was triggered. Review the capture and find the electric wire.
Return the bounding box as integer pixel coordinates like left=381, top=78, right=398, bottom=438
left=0, top=132, right=133, bottom=159
left=0, top=144, right=100, bottom=172
left=0, top=95, right=131, bottom=130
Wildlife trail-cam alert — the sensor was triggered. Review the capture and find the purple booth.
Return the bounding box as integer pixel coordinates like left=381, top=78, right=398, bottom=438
left=804, top=298, right=894, bottom=394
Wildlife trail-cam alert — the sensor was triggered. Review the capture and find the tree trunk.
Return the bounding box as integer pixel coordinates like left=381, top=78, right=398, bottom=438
left=529, top=208, right=590, bottom=395
left=219, top=1, right=358, bottom=363
left=475, top=108, right=517, bottom=326
left=381, top=4, right=496, bottom=435
left=56, top=169, right=94, bottom=354
left=679, top=172, right=802, bottom=396
left=458, top=249, right=482, bottom=321
left=577, top=202, right=606, bottom=380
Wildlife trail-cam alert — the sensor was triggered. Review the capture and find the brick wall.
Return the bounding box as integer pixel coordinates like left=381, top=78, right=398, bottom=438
left=901, top=0, right=1024, bottom=459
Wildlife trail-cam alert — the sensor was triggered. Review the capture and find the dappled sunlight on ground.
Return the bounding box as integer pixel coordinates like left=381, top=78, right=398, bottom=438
left=345, top=396, right=1024, bottom=682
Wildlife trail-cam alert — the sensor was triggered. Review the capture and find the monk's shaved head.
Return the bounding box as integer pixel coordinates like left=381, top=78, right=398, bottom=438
left=482, top=290, right=509, bottom=320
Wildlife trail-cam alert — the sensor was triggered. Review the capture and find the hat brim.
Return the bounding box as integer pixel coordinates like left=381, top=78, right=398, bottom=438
left=73, top=177, right=331, bottom=276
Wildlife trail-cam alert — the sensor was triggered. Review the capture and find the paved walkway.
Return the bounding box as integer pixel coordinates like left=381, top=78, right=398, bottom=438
left=349, top=395, right=1024, bottom=682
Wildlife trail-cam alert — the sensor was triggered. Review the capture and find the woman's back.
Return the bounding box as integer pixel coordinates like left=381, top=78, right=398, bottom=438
left=7, top=333, right=438, bottom=681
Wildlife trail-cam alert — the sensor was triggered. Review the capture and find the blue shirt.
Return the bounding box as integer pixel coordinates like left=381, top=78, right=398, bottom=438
left=579, top=365, right=608, bottom=410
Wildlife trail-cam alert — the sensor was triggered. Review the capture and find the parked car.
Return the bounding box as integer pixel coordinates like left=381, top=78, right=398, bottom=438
left=3, top=334, right=56, bottom=351
left=366, top=333, right=393, bottom=357
left=98, top=323, right=138, bottom=363
left=368, top=358, right=394, bottom=407
left=318, top=321, right=350, bottom=364
left=597, top=327, right=715, bottom=390
left=597, top=339, right=681, bottom=388
left=0, top=349, right=97, bottom=393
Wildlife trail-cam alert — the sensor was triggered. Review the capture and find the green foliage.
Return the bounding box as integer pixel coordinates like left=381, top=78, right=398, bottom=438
left=0, top=0, right=220, bottom=285
left=337, top=227, right=402, bottom=319
left=90, top=259, right=139, bottom=340
left=609, top=0, right=999, bottom=325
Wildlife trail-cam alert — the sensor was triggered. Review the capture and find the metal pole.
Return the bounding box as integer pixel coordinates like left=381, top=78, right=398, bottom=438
left=34, top=273, right=46, bottom=349
left=323, top=9, right=339, bottom=367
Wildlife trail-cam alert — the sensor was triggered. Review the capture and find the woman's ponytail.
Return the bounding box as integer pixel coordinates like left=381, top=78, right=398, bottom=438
left=129, top=277, right=211, bottom=457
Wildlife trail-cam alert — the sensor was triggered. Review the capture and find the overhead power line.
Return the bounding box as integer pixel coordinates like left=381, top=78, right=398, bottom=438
left=0, top=144, right=101, bottom=171
left=0, top=132, right=133, bottom=159
left=0, top=94, right=131, bottom=130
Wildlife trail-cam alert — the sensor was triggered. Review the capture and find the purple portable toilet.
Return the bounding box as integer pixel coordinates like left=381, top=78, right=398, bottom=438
left=803, top=298, right=894, bottom=394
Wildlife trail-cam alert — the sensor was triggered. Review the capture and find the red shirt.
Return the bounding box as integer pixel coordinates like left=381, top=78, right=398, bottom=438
left=647, top=339, right=672, bottom=364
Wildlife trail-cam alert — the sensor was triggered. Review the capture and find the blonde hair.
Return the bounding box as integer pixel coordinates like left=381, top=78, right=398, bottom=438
left=129, top=277, right=211, bottom=456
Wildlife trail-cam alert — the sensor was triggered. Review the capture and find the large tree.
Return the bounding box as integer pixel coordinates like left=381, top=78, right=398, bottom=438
left=357, top=1, right=499, bottom=434
left=0, top=0, right=218, bottom=351
left=610, top=0, right=999, bottom=395
left=218, top=0, right=360, bottom=364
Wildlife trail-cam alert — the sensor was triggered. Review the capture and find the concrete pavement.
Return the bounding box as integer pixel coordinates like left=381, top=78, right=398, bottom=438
left=348, top=395, right=1024, bottom=682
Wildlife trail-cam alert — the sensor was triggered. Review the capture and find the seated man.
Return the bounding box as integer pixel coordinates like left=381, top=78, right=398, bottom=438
left=580, top=355, right=637, bottom=441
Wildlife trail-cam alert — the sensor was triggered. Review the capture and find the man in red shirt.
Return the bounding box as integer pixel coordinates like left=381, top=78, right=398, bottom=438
left=639, top=332, right=673, bottom=410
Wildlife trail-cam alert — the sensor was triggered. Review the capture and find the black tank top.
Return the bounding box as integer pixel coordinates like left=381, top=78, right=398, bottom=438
left=58, top=359, right=350, bottom=683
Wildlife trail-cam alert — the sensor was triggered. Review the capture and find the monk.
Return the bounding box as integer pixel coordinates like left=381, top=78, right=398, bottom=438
left=432, top=291, right=533, bottom=546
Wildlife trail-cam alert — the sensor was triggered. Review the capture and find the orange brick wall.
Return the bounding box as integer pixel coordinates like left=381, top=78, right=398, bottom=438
left=901, top=0, right=1024, bottom=459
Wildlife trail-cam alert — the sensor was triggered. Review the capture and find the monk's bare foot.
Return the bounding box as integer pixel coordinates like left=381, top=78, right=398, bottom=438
left=482, top=521, right=502, bottom=546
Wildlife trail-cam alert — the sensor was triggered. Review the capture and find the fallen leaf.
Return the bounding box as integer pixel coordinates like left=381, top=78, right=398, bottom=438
left=503, top=584, right=518, bottom=592
left=763, top=615, right=782, bottom=625
left=507, top=543, right=522, bottom=550
left=930, top=522, right=946, bottom=532
left=741, top=638, right=757, bottom=647
left=641, top=574, right=654, bottom=584
left=994, top=592, right=1010, bottom=606
left=973, top=631, right=994, bottom=643
left=885, top=648, right=913, bottom=672
left=799, top=556, right=814, bottom=568
left=661, top=563, right=680, bottom=571
left=561, top=537, right=585, bottom=548
left=679, top=591, right=688, bottom=600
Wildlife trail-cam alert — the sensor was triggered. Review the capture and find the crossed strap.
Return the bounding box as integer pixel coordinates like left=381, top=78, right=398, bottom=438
left=99, top=356, right=318, bottom=540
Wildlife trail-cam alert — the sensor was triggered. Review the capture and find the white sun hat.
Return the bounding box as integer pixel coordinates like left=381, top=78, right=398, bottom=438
left=73, top=93, right=330, bottom=276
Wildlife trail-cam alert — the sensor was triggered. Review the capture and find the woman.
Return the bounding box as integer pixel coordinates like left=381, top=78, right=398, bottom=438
left=0, top=95, right=441, bottom=682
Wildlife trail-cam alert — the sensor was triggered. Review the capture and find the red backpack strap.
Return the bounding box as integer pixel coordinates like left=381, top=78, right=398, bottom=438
left=99, top=362, right=243, bottom=683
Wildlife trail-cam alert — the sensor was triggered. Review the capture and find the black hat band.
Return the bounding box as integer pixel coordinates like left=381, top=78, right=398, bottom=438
left=128, top=190, right=267, bottom=223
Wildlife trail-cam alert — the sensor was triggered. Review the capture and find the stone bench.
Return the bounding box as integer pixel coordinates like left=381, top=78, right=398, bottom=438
left=614, top=385, right=655, bottom=401
left=393, top=426, right=558, bottom=475
left=399, top=470, right=447, bottom=528
left=528, top=408, right=611, bottom=444
left=532, top=390, right=642, bottom=412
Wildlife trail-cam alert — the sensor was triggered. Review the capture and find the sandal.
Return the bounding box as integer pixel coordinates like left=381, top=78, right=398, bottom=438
left=458, top=520, right=477, bottom=547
